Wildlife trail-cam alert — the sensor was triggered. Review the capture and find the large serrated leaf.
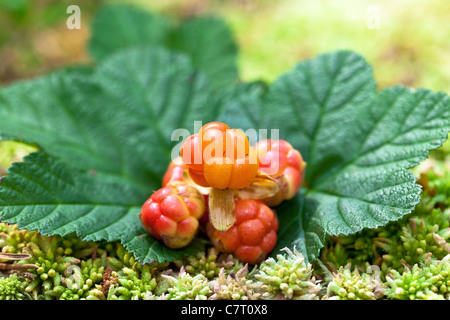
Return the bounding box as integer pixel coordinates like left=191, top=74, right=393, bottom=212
left=0, top=47, right=218, bottom=263
left=0, top=47, right=213, bottom=188
left=0, top=151, right=207, bottom=263
left=168, top=16, right=239, bottom=90
left=219, top=51, right=450, bottom=262
left=0, top=152, right=144, bottom=241
left=89, top=4, right=172, bottom=61
left=89, top=4, right=238, bottom=90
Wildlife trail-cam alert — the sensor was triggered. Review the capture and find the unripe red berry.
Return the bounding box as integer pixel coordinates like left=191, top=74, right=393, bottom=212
left=139, top=182, right=206, bottom=248
left=198, top=194, right=210, bottom=231
left=207, top=199, right=278, bottom=264
left=255, top=139, right=306, bottom=206
left=162, top=157, right=187, bottom=187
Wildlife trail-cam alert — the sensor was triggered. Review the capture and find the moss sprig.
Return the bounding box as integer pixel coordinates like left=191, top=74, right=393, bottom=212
left=254, top=247, right=321, bottom=300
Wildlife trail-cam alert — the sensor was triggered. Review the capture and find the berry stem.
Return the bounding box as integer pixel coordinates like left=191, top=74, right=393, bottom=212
left=209, top=188, right=237, bottom=231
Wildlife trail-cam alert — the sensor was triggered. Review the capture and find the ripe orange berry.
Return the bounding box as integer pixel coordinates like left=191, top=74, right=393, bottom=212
left=199, top=121, right=230, bottom=159
left=180, top=134, right=203, bottom=172
left=207, top=199, right=278, bottom=264
left=180, top=122, right=259, bottom=190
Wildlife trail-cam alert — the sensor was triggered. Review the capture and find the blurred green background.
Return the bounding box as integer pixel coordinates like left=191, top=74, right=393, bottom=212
left=1, top=0, right=450, bottom=174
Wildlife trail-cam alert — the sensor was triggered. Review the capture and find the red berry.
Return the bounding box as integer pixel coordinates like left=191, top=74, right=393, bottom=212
left=162, top=157, right=187, bottom=187
left=255, top=139, right=306, bottom=206
left=176, top=217, right=199, bottom=236
left=238, top=219, right=266, bottom=245
left=198, top=194, right=210, bottom=231
left=139, top=182, right=206, bottom=248
left=160, top=194, right=190, bottom=221
left=207, top=199, right=278, bottom=264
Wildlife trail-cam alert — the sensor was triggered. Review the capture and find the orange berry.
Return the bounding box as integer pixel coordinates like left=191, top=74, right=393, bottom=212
left=181, top=122, right=259, bottom=190
left=180, top=134, right=203, bottom=172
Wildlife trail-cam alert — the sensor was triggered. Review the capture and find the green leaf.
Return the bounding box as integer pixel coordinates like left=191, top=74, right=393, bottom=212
left=0, top=47, right=213, bottom=188
left=0, top=151, right=144, bottom=241
left=220, top=51, right=450, bottom=262
left=0, top=152, right=207, bottom=262
left=89, top=4, right=238, bottom=89
left=216, top=81, right=267, bottom=131
left=169, top=16, right=239, bottom=90
left=89, top=4, right=172, bottom=61
left=0, top=47, right=217, bottom=263
left=0, top=68, right=128, bottom=176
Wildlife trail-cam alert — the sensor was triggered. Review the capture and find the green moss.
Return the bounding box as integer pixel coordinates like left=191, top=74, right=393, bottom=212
left=0, top=273, right=31, bottom=300
left=320, top=231, right=379, bottom=271
left=323, top=266, right=385, bottom=300
left=161, top=267, right=212, bottom=300
left=173, top=247, right=244, bottom=279
left=385, top=255, right=450, bottom=300
left=377, top=207, right=450, bottom=271
left=0, top=222, right=166, bottom=300
left=210, top=265, right=260, bottom=300
left=254, top=247, right=321, bottom=300
left=320, top=154, right=450, bottom=275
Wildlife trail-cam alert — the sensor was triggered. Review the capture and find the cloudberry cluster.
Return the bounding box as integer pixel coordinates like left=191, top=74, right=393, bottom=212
left=139, top=122, right=305, bottom=265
